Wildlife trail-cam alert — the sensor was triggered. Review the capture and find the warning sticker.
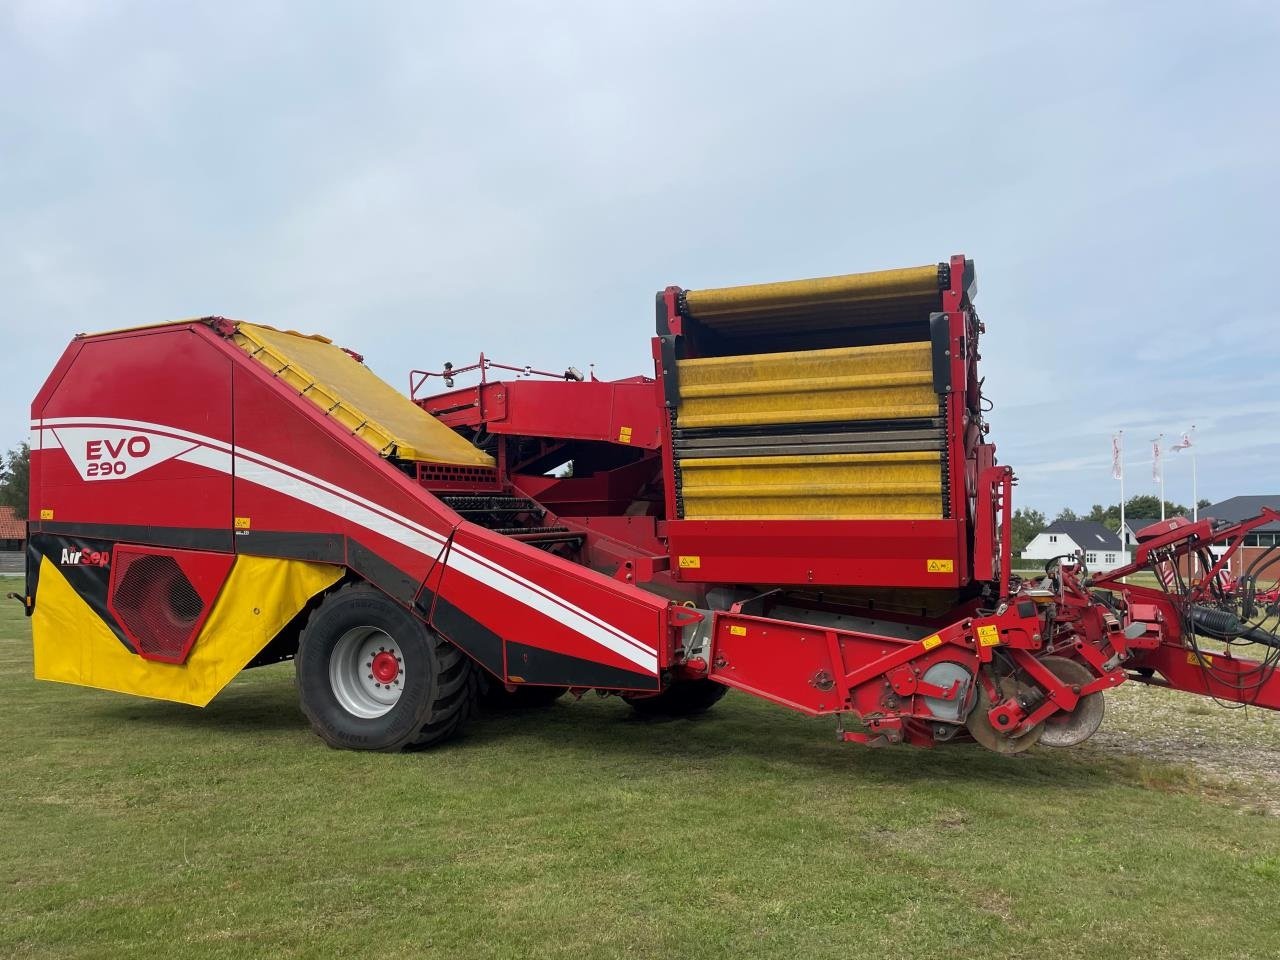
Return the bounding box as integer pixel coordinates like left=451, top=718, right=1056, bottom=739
left=921, top=634, right=943, bottom=650
left=617, top=426, right=633, bottom=444
left=1187, top=651, right=1213, bottom=667
left=678, top=555, right=701, bottom=569
left=977, top=625, right=1001, bottom=647
left=234, top=517, right=252, bottom=530
left=728, top=625, right=747, bottom=637
left=927, top=559, right=954, bottom=573
left=39, top=508, right=54, bottom=520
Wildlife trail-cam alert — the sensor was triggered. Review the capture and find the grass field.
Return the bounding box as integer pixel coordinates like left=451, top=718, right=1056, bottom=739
left=2, top=575, right=1280, bottom=960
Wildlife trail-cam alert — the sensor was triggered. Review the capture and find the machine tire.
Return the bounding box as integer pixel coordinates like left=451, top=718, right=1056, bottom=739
left=481, top=681, right=569, bottom=711
left=295, top=581, right=477, bottom=751
left=624, top=679, right=729, bottom=717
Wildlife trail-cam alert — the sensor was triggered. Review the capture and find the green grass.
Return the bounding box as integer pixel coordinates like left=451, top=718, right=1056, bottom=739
left=2, top=575, right=1279, bottom=960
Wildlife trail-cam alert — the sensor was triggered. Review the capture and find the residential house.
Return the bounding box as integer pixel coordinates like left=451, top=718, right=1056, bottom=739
left=1021, top=520, right=1129, bottom=570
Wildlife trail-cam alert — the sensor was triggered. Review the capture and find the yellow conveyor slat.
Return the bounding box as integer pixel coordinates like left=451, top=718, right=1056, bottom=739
left=679, top=451, right=944, bottom=520
left=676, top=342, right=938, bottom=429
left=682, top=263, right=941, bottom=321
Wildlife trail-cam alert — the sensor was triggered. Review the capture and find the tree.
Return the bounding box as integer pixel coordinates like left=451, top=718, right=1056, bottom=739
left=1198, top=498, right=1212, bottom=510
left=0, top=443, right=29, bottom=511
left=1009, top=507, right=1046, bottom=556
left=1054, top=507, right=1079, bottom=523
left=1121, top=493, right=1189, bottom=519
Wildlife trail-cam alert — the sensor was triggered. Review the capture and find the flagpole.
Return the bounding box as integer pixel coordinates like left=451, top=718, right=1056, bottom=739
left=1118, top=430, right=1125, bottom=556
left=1182, top=424, right=1192, bottom=522
left=1156, top=433, right=1165, bottom=521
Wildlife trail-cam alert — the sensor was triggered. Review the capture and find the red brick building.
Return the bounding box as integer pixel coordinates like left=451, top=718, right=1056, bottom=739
left=0, top=505, right=24, bottom=552
left=1199, top=495, right=1280, bottom=579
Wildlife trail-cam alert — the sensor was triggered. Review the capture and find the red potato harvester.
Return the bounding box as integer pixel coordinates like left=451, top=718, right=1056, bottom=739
left=18, top=255, right=1280, bottom=753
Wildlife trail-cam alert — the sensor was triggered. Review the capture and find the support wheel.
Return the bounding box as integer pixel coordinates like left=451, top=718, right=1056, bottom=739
left=296, top=582, right=477, bottom=751
left=1038, top=656, right=1105, bottom=748
left=624, top=679, right=728, bottom=717
left=965, top=675, right=1044, bottom=755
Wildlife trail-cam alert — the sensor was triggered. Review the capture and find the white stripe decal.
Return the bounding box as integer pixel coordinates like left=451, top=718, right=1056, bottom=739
left=34, top=417, right=658, bottom=672
left=30, top=424, right=62, bottom=451
left=234, top=457, right=449, bottom=565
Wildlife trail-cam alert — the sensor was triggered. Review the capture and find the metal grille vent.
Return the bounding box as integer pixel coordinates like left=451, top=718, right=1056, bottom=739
left=107, top=545, right=225, bottom=665
left=111, top=552, right=205, bottom=662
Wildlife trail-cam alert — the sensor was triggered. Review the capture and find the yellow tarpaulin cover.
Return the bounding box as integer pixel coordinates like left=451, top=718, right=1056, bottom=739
left=233, top=322, right=493, bottom=466
left=32, top=554, right=342, bottom=706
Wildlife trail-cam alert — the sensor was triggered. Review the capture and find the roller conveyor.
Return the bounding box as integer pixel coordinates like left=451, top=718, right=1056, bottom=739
left=666, top=264, right=958, bottom=522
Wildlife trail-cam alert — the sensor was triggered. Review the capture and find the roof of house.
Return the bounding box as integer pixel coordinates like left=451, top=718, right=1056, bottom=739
left=1198, top=496, right=1280, bottom=532
left=0, top=505, right=26, bottom=541
left=1041, top=520, right=1123, bottom=552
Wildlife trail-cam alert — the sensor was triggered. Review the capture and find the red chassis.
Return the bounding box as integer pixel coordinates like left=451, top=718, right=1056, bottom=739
left=23, top=255, right=1280, bottom=754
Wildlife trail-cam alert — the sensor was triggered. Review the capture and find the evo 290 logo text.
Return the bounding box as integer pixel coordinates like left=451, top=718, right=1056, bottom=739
left=84, top=436, right=152, bottom=477
left=51, top=426, right=203, bottom=483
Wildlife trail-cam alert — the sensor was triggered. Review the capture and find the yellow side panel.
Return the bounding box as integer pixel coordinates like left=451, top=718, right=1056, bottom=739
left=676, top=342, right=938, bottom=428
left=32, top=555, right=343, bottom=707
left=682, top=264, right=941, bottom=319
left=232, top=322, right=493, bottom=467
left=679, top=451, right=943, bottom=520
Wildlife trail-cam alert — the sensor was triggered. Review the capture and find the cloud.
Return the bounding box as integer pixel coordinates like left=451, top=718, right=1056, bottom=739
left=2, top=1, right=1278, bottom=516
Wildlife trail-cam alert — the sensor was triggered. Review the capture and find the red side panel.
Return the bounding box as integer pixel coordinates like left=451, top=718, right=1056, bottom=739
left=665, top=519, right=964, bottom=589
left=422, top=379, right=664, bottom=449
left=32, top=328, right=233, bottom=534
left=432, top=524, right=665, bottom=689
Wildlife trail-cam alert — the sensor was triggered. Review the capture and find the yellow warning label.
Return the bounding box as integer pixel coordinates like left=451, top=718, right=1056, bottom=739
left=617, top=426, right=633, bottom=444
left=728, top=625, right=747, bottom=637
left=927, top=558, right=954, bottom=573
left=977, top=625, right=1001, bottom=647
left=39, top=508, right=54, bottom=520
left=234, top=517, right=252, bottom=530
left=921, top=634, right=943, bottom=650
left=678, top=555, right=701, bottom=569
left=1187, top=651, right=1212, bottom=667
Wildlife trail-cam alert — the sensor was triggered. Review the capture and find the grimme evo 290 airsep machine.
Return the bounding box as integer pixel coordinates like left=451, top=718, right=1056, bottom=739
left=22, top=255, right=1280, bottom=752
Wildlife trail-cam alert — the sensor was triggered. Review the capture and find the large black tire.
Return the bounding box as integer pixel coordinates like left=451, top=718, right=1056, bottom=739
left=623, top=679, right=729, bottom=717
left=480, top=681, right=569, bottom=711
left=295, top=582, right=477, bottom=751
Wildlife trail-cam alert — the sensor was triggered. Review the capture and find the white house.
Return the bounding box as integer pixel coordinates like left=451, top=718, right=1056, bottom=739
left=1021, top=520, right=1129, bottom=570
left=1121, top=517, right=1159, bottom=549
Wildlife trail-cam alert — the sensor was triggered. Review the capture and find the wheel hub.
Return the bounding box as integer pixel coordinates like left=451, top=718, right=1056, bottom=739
left=328, top=626, right=406, bottom=719
left=370, top=651, right=401, bottom=684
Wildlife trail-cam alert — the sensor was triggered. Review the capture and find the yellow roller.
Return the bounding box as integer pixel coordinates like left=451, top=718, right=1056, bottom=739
left=679, top=451, right=943, bottom=520
left=232, top=322, right=493, bottom=466
left=676, top=342, right=938, bottom=429
left=682, top=263, right=942, bottom=320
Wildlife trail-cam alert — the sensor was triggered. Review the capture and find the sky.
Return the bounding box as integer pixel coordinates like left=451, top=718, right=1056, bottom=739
left=2, top=1, right=1277, bottom=517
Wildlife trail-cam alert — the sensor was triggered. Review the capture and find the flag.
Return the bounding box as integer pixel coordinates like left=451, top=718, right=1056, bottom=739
left=1111, top=433, right=1123, bottom=480
left=1152, top=437, right=1162, bottom=483
left=1172, top=431, right=1192, bottom=452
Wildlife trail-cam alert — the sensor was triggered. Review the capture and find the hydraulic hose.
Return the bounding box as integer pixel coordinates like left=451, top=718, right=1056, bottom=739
left=1189, top=605, right=1280, bottom=650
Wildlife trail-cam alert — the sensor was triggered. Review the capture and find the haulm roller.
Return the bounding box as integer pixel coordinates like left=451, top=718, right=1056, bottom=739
left=18, top=257, right=1280, bottom=754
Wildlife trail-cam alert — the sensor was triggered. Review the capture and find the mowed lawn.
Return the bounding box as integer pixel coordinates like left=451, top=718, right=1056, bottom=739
left=2, top=576, right=1280, bottom=960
